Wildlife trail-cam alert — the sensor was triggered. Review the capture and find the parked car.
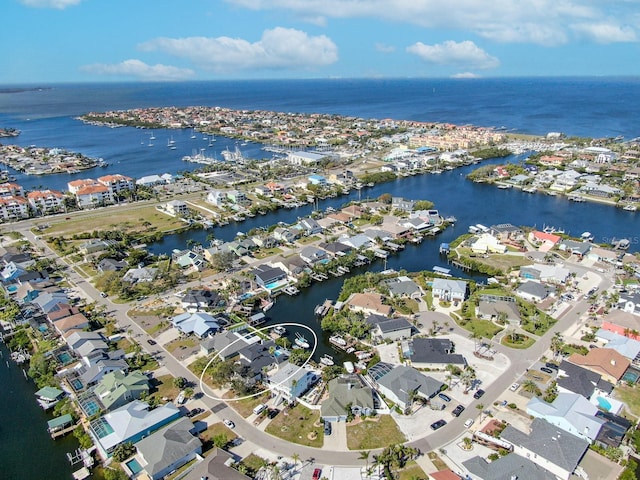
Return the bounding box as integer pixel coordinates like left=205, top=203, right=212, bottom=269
left=430, top=419, right=447, bottom=430
left=473, top=389, right=485, bottom=399
left=312, top=468, right=322, bottom=480
left=452, top=405, right=465, bottom=417
left=324, top=421, right=332, bottom=436
left=99, top=291, right=108, bottom=298
left=464, top=418, right=475, bottom=428
left=147, top=339, right=157, bottom=345
left=267, top=408, right=280, bottom=419
left=509, top=383, right=520, bottom=392
left=187, top=408, right=204, bottom=418
left=541, top=367, right=554, bottom=374
left=438, top=393, right=452, bottom=403
left=545, top=362, right=559, bottom=370
left=223, top=419, right=235, bottom=429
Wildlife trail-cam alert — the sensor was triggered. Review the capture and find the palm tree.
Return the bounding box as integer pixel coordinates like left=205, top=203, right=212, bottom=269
left=522, top=379, right=540, bottom=396
left=358, top=450, right=371, bottom=475
left=460, top=366, right=476, bottom=392
left=291, top=453, right=300, bottom=469
left=469, top=331, right=481, bottom=352
left=550, top=332, right=564, bottom=359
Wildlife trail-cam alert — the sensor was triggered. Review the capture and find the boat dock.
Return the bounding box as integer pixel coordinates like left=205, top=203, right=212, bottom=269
left=314, top=299, right=333, bottom=317
left=310, top=272, right=329, bottom=282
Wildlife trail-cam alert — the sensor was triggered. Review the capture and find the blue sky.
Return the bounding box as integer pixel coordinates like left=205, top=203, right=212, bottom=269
left=3, top=0, right=640, bottom=83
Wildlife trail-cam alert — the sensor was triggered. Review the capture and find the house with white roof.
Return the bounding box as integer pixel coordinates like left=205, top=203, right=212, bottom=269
left=171, top=312, right=220, bottom=338
left=267, top=361, right=318, bottom=402
left=89, top=400, right=180, bottom=459
left=527, top=392, right=604, bottom=442
left=471, top=233, right=507, bottom=254
left=431, top=278, right=467, bottom=302
left=595, top=329, right=640, bottom=361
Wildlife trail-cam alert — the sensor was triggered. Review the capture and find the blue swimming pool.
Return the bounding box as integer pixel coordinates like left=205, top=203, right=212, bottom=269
left=6, top=285, right=17, bottom=293
left=623, top=371, right=639, bottom=384
left=126, top=458, right=143, bottom=474
left=56, top=352, right=73, bottom=364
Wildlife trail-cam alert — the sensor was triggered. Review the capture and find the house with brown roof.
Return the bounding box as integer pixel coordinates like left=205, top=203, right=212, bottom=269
left=53, top=312, right=90, bottom=337
left=345, top=292, right=393, bottom=316
left=568, top=348, right=630, bottom=383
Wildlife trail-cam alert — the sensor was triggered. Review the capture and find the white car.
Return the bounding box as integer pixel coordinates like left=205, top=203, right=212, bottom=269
left=464, top=418, right=475, bottom=428
left=223, top=419, right=235, bottom=429
left=509, top=383, right=520, bottom=392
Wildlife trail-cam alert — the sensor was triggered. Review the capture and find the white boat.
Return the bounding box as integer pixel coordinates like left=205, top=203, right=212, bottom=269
left=284, top=286, right=300, bottom=296
left=168, top=136, right=176, bottom=149
left=320, top=354, right=335, bottom=366
left=344, top=361, right=355, bottom=373
left=623, top=204, right=637, bottom=211
left=272, top=325, right=286, bottom=336
left=190, top=128, right=197, bottom=139
left=262, top=297, right=275, bottom=312
left=581, top=231, right=594, bottom=242
left=329, top=335, right=347, bottom=347
left=149, top=131, right=156, bottom=140
left=295, top=333, right=310, bottom=349
left=355, top=351, right=373, bottom=361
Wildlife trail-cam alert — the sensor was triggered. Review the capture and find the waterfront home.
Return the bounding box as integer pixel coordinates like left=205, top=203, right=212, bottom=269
left=368, top=315, right=413, bottom=342
left=205, top=189, right=226, bottom=207
left=78, top=239, right=114, bottom=256
left=515, top=280, right=556, bottom=303
left=172, top=249, right=206, bottom=272
left=559, top=239, right=591, bottom=258
left=462, top=453, right=556, bottom=480
left=267, top=361, right=318, bottom=402
left=136, top=173, right=174, bottom=187
left=318, top=241, right=352, bottom=257
left=165, top=200, right=189, bottom=217
left=130, top=417, right=202, bottom=480
left=35, top=386, right=65, bottom=410
left=251, top=234, right=278, bottom=249
left=406, top=338, right=466, bottom=369
left=31, top=291, right=71, bottom=314
left=578, top=182, right=621, bottom=198
left=121, top=266, right=158, bottom=283
left=616, top=291, right=640, bottom=316
left=79, top=370, right=149, bottom=415
left=270, top=255, right=306, bottom=277
left=199, top=329, right=252, bottom=359
left=489, top=223, right=524, bottom=241
left=431, top=278, right=467, bottom=303
left=64, top=330, right=105, bottom=351
left=75, top=183, right=113, bottom=209
left=556, top=360, right=613, bottom=400
left=391, top=197, right=415, bottom=212
left=97, top=258, right=128, bottom=273
left=89, top=400, right=181, bottom=459
left=368, top=363, right=443, bottom=414
left=0, top=182, right=24, bottom=197
left=97, top=174, right=135, bottom=196
left=80, top=354, right=129, bottom=387
left=253, top=264, right=288, bottom=292
left=500, top=418, right=589, bottom=480
left=381, top=276, right=422, bottom=299
left=567, top=348, right=630, bottom=384
left=299, top=245, right=327, bottom=265
left=527, top=392, right=604, bottom=443
left=298, top=216, right=323, bottom=235
left=236, top=340, right=280, bottom=382
left=339, top=233, right=373, bottom=249
left=171, top=312, right=220, bottom=338
left=226, top=189, right=248, bottom=205
left=399, top=216, right=431, bottom=233
left=471, top=233, right=507, bottom=254
left=321, top=374, right=375, bottom=423
left=345, top=292, right=393, bottom=317
left=273, top=227, right=299, bottom=244
left=307, top=174, right=328, bottom=186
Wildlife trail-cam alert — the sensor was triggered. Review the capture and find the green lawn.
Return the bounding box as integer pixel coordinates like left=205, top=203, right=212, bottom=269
left=228, top=392, right=270, bottom=418
left=397, top=461, right=427, bottom=480
left=264, top=403, right=323, bottom=447
left=253, top=247, right=284, bottom=259
left=613, top=384, right=640, bottom=420
left=346, top=415, right=406, bottom=450
left=297, top=235, right=321, bottom=245
left=501, top=333, right=535, bottom=349
left=457, top=318, right=503, bottom=339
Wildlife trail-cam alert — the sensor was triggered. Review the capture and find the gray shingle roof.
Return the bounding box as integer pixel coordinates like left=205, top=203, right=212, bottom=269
left=501, top=418, right=589, bottom=473
left=462, top=453, right=557, bottom=480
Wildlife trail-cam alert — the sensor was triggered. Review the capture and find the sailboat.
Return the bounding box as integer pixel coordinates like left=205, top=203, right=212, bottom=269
left=149, top=131, right=156, bottom=140
left=168, top=136, right=177, bottom=149
left=190, top=128, right=197, bottom=139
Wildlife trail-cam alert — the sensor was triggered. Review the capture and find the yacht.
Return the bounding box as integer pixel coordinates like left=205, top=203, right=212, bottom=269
left=271, top=325, right=286, bottom=336
left=623, top=204, right=637, bottom=212
left=294, top=333, right=310, bottom=349
left=320, top=354, right=335, bottom=366
left=284, top=286, right=300, bottom=296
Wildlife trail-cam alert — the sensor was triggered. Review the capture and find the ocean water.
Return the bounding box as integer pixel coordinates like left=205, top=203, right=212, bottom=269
left=1, top=77, right=639, bottom=479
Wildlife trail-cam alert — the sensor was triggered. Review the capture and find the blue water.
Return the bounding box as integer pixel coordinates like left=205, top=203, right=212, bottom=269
left=2, top=77, right=640, bottom=478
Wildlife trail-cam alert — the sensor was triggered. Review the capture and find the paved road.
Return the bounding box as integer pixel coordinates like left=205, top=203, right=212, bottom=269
left=9, top=219, right=614, bottom=466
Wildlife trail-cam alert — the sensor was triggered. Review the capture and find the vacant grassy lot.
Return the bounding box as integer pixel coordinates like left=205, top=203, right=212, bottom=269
left=346, top=415, right=406, bottom=450
left=265, top=403, right=323, bottom=447
left=148, top=374, right=180, bottom=402
left=613, top=384, right=640, bottom=420
left=397, top=462, right=427, bottom=480
left=228, top=392, right=270, bottom=418
left=457, top=318, right=503, bottom=339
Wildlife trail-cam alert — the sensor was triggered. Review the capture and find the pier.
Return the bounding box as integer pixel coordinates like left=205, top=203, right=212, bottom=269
left=314, top=299, right=333, bottom=317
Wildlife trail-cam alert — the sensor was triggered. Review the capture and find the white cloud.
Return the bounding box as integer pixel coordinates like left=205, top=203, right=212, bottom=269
left=571, top=22, right=637, bottom=43
left=80, top=60, right=194, bottom=81
left=451, top=72, right=481, bottom=78
left=139, top=27, right=338, bottom=73
left=407, top=40, right=500, bottom=69
left=224, top=0, right=637, bottom=46
left=375, top=43, right=396, bottom=53
left=20, top=0, right=81, bottom=8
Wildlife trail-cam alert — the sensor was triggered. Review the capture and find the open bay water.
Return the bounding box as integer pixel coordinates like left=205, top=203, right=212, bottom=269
left=1, top=77, right=640, bottom=478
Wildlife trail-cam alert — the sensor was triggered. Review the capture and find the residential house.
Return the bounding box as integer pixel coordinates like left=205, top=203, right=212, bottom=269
left=527, top=392, right=604, bottom=442
left=345, top=292, right=393, bottom=317
left=200, top=330, right=252, bottom=359
left=226, top=190, right=248, bottom=205
left=268, top=361, right=318, bottom=402
left=516, top=281, right=556, bottom=303
left=299, top=245, right=327, bottom=265
left=0, top=182, right=24, bottom=197
left=500, top=418, right=589, bottom=480
left=31, top=291, right=71, bottom=314
left=616, top=291, right=640, bottom=316
left=89, top=400, right=181, bottom=459
left=97, top=174, right=135, bottom=196
left=253, top=264, right=288, bottom=291
left=368, top=363, right=443, bottom=413
left=489, top=223, right=524, bottom=241
left=122, top=266, right=157, bottom=284
left=381, top=276, right=422, bottom=299
left=318, top=241, right=352, bottom=257
left=462, top=453, right=557, bottom=480
left=567, top=348, right=630, bottom=383
left=273, top=227, right=299, bottom=244
left=339, top=233, right=373, bottom=250
left=321, top=374, right=375, bottom=422
left=64, top=330, right=104, bottom=352
left=97, top=258, right=128, bottom=273
left=171, top=312, right=220, bottom=338
left=407, top=338, right=467, bottom=369
left=172, top=249, right=206, bottom=271
left=595, top=329, right=640, bottom=362
left=593, top=411, right=633, bottom=449
left=271, top=256, right=307, bottom=277
left=79, top=370, right=149, bottom=415
left=391, top=197, right=415, bottom=212
left=431, top=278, right=467, bottom=302
left=236, top=340, right=279, bottom=381
left=75, top=183, right=113, bottom=209
left=368, top=315, right=413, bottom=342
left=80, top=354, right=129, bottom=387
left=181, top=448, right=251, bottom=480
left=471, top=233, right=507, bottom=254
left=556, top=360, right=614, bottom=400
left=529, top=230, right=562, bottom=250
left=133, top=418, right=202, bottom=480
left=53, top=312, right=90, bottom=337
left=206, top=190, right=226, bottom=207
left=519, top=264, right=570, bottom=284
left=181, top=289, right=222, bottom=312
left=560, top=239, right=591, bottom=258
left=298, top=217, right=323, bottom=235
left=78, top=239, right=113, bottom=255
left=165, top=200, right=189, bottom=217
left=477, top=298, right=521, bottom=325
